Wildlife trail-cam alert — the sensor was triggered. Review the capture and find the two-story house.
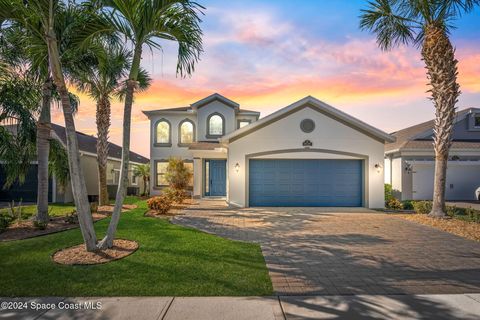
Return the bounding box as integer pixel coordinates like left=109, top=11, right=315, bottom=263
left=144, top=93, right=395, bottom=208
left=143, top=93, right=260, bottom=199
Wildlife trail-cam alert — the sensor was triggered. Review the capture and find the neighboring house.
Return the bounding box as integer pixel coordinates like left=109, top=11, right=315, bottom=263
left=0, top=123, right=149, bottom=203
left=144, top=93, right=394, bottom=208
left=385, top=108, right=480, bottom=201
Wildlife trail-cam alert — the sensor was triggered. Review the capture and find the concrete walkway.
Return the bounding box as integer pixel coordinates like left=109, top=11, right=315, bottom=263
left=1, top=294, right=480, bottom=319
left=173, top=202, right=480, bottom=296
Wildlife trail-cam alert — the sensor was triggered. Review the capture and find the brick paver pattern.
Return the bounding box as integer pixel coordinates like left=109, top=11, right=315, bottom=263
left=172, top=201, right=480, bottom=296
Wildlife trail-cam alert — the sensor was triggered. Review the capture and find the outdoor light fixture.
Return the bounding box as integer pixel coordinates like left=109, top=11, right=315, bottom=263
left=234, top=163, right=240, bottom=172
left=374, top=163, right=382, bottom=173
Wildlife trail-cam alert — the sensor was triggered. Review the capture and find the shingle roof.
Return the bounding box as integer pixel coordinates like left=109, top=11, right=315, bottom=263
left=51, top=124, right=149, bottom=164
left=386, top=108, right=478, bottom=153
left=188, top=141, right=221, bottom=150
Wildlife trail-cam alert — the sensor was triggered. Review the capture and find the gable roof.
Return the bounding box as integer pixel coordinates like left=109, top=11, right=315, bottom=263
left=220, top=96, right=395, bottom=144
left=51, top=124, right=149, bottom=164
left=142, top=93, right=260, bottom=117
left=191, top=93, right=240, bottom=109
left=385, top=107, right=479, bottom=153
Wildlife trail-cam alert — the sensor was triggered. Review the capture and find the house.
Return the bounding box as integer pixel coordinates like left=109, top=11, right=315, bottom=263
left=144, top=93, right=394, bottom=208
left=385, top=108, right=480, bottom=201
left=0, top=123, right=149, bottom=203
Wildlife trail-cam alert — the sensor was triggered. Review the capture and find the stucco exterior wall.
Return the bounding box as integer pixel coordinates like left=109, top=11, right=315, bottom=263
left=196, top=101, right=236, bottom=141
left=227, top=106, right=386, bottom=208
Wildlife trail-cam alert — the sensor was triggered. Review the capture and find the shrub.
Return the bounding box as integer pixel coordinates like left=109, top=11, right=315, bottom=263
left=64, top=211, right=78, bottom=224
left=147, top=195, right=172, bottom=215
left=446, top=205, right=461, bottom=217
left=33, top=220, right=48, bottom=230
left=0, top=215, right=12, bottom=233
left=386, top=198, right=403, bottom=210
left=412, top=201, right=432, bottom=214
left=164, top=158, right=192, bottom=190
left=90, top=202, right=98, bottom=213
left=402, top=200, right=414, bottom=210
left=384, top=184, right=394, bottom=203
left=466, top=207, right=480, bottom=223
left=163, top=187, right=188, bottom=204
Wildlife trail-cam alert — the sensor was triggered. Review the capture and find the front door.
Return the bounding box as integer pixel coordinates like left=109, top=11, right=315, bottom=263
left=207, top=160, right=226, bottom=196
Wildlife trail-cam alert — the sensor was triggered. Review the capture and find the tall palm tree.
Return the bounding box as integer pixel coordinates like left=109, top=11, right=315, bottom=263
left=360, top=0, right=479, bottom=217
left=95, top=0, right=204, bottom=249
left=133, top=163, right=150, bottom=196
left=74, top=43, right=151, bottom=205
left=0, top=0, right=112, bottom=251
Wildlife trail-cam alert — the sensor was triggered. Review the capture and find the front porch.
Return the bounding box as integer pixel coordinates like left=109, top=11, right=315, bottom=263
left=190, top=142, right=228, bottom=200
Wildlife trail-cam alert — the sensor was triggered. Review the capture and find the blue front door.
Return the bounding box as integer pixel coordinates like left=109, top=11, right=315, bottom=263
left=207, top=160, right=226, bottom=196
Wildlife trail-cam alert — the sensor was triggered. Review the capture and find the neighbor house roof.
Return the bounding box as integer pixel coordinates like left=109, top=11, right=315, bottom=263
left=51, top=124, right=149, bottom=164
left=220, top=96, right=396, bottom=144
left=142, top=93, right=260, bottom=117
left=385, top=107, right=479, bottom=153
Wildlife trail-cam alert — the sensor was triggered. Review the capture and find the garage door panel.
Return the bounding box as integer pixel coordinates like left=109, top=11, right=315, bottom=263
left=249, top=159, right=363, bottom=207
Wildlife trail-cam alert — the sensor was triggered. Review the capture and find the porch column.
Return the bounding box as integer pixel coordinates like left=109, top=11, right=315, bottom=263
left=193, top=157, right=202, bottom=198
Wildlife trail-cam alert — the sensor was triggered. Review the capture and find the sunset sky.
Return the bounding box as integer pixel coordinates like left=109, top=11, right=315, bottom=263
left=52, top=0, right=480, bottom=157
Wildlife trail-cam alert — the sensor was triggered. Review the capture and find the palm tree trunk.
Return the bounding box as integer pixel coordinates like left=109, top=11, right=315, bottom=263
left=97, top=46, right=142, bottom=249
left=421, top=24, right=460, bottom=218
left=35, top=78, right=53, bottom=225
left=143, top=176, right=147, bottom=196
left=96, top=97, right=111, bottom=206
left=45, top=5, right=97, bottom=251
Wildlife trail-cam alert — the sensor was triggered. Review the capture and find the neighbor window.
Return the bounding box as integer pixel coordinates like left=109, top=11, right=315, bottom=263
left=208, top=114, right=224, bottom=136
left=238, top=120, right=250, bottom=129
left=155, top=120, right=171, bottom=145
left=156, top=162, right=168, bottom=186
left=131, top=174, right=138, bottom=185
left=179, top=120, right=195, bottom=144
left=475, top=114, right=480, bottom=127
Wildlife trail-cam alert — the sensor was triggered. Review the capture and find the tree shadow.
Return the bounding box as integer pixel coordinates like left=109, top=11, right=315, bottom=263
left=174, top=205, right=480, bottom=318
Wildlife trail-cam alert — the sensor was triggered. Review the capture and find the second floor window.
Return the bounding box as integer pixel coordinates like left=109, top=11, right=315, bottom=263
left=180, top=120, right=195, bottom=144
left=208, top=114, right=224, bottom=136
left=156, top=120, right=170, bottom=145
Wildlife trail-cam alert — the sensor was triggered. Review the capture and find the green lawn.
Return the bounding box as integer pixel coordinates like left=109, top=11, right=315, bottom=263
left=0, top=203, right=76, bottom=220
left=0, top=200, right=272, bottom=296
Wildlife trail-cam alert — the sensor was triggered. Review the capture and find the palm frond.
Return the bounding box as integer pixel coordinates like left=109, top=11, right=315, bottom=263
left=360, top=0, right=418, bottom=50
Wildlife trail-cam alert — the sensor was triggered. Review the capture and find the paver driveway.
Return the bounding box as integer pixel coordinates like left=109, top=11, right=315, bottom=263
left=172, top=202, right=480, bottom=296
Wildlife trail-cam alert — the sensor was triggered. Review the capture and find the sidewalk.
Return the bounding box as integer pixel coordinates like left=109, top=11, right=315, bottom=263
left=1, top=294, right=480, bottom=320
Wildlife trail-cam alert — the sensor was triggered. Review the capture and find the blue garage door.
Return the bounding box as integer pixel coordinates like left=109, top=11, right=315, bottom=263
left=249, top=159, right=363, bottom=207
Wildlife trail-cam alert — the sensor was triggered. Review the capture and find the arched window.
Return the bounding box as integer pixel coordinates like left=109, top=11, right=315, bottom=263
left=179, top=119, right=195, bottom=145
left=155, top=119, right=171, bottom=146
left=207, top=113, right=225, bottom=137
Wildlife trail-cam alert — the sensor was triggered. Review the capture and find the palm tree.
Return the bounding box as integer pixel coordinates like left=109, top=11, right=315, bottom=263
left=360, top=0, right=479, bottom=218
left=0, top=0, right=112, bottom=251
left=95, top=0, right=204, bottom=249
left=133, top=163, right=150, bottom=196
left=74, top=43, right=151, bottom=205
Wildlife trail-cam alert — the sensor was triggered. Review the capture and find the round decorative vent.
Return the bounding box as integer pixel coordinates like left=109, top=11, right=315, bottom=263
left=300, top=119, right=315, bottom=133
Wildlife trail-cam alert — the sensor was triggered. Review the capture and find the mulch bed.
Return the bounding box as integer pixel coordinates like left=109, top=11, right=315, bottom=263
left=97, top=204, right=137, bottom=215
left=52, top=239, right=139, bottom=265
left=395, top=213, right=480, bottom=241
left=0, top=213, right=106, bottom=242
left=145, top=199, right=198, bottom=219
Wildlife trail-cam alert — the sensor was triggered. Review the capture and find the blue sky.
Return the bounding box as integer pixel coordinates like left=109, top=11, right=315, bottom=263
left=63, top=1, right=480, bottom=156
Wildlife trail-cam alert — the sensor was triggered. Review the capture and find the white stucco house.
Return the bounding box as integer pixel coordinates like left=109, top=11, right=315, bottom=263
left=385, top=107, right=480, bottom=201
left=143, top=93, right=395, bottom=208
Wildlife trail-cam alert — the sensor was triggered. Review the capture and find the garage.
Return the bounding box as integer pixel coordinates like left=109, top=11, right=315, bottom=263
left=0, top=165, right=52, bottom=202
left=249, top=159, right=363, bottom=207
left=412, top=161, right=480, bottom=201
left=221, top=96, right=394, bottom=208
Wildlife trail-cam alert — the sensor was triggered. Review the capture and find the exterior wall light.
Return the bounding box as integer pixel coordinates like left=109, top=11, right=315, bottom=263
left=234, top=162, right=240, bottom=173
left=374, top=163, right=382, bottom=173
